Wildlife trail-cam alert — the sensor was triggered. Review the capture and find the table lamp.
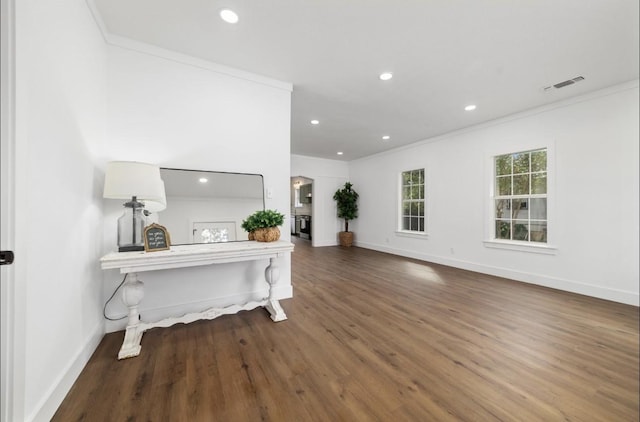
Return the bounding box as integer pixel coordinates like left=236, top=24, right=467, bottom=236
left=103, top=161, right=166, bottom=252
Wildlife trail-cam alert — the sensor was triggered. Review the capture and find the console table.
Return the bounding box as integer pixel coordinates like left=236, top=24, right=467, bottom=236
left=100, top=240, right=294, bottom=359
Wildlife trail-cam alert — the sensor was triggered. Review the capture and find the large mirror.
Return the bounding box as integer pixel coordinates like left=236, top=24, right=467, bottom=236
left=158, top=168, right=264, bottom=244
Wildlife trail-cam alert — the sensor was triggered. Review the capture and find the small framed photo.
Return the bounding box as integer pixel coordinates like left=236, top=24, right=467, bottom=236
left=143, top=223, right=171, bottom=252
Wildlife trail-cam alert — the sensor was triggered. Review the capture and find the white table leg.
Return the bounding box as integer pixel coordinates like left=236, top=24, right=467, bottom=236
left=118, top=273, right=145, bottom=359
left=264, top=257, right=287, bottom=322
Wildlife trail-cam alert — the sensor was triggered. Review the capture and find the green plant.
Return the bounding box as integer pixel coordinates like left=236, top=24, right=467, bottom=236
left=333, top=182, right=359, bottom=232
left=241, top=209, right=285, bottom=232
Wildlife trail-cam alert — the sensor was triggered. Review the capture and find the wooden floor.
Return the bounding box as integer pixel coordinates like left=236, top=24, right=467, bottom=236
left=54, top=238, right=639, bottom=421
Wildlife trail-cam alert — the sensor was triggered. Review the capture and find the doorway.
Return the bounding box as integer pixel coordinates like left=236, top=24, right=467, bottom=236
left=290, top=176, right=313, bottom=241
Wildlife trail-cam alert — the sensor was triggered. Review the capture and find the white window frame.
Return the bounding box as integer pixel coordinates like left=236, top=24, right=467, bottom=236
left=397, top=168, right=428, bottom=238
left=484, top=142, right=557, bottom=255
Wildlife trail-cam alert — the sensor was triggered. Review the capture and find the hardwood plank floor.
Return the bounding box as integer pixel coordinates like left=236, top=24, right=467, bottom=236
left=53, top=238, right=639, bottom=421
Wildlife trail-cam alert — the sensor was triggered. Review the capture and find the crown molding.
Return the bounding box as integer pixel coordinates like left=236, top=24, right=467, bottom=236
left=84, top=0, right=292, bottom=92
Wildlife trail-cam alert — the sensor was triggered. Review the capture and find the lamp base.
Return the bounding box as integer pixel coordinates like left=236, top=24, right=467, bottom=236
left=117, top=199, right=146, bottom=252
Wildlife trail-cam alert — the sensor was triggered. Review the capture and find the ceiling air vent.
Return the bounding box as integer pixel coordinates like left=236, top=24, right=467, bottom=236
left=543, top=76, right=585, bottom=91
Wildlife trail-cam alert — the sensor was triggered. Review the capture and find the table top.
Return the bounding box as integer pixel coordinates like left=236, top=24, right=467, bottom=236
left=100, top=240, right=295, bottom=273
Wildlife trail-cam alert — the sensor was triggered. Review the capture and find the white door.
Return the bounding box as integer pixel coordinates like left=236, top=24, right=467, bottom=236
left=1, top=0, right=18, bottom=419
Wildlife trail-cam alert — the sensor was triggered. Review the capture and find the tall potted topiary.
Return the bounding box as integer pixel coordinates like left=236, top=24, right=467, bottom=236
left=241, top=209, right=285, bottom=242
left=333, top=182, right=359, bottom=247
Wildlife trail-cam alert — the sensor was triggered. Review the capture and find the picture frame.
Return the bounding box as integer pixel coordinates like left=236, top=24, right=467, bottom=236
left=143, top=223, right=171, bottom=252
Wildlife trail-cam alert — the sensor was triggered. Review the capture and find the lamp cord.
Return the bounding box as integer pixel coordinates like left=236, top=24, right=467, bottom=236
left=103, top=273, right=128, bottom=321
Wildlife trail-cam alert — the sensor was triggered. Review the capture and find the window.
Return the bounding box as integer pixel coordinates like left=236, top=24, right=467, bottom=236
left=494, top=148, right=547, bottom=243
left=294, top=187, right=303, bottom=208
left=400, top=169, right=425, bottom=233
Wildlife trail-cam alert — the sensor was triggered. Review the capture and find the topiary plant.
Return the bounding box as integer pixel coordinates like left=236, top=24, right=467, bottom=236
left=333, top=182, right=359, bottom=232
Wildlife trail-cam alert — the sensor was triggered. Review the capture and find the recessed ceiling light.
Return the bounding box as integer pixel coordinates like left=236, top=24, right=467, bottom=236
left=199, top=177, right=208, bottom=183
left=219, top=9, right=239, bottom=24
left=382, top=135, right=391, bottom=141
left=310, top=119, right=320, bottom=125
left=464, top=104, right=477, bottom=111
left=379, top=72, right=393, bottom=81
left=337, top=151, right=344, bottom=155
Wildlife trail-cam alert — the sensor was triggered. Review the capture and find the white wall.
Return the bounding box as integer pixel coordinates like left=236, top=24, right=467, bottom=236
left=9, top=4, right=292, bottom=419
left=349, top=82, right=639, bottom=306
left=101, top=42, right=293, bottom=332
left=291, top=155, right=350, bottom=246
left=14, top=0, right=107, bottom=420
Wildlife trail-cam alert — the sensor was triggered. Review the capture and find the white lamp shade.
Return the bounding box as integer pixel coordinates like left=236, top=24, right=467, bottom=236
left=103, top=161, right=166, bottom=211
left=142, top=180, right=167, bottom=213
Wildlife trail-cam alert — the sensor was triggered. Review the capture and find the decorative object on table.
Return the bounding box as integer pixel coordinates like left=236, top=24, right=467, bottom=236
left=333, top=182, right=359, bottom=247
left=103, top=161, right=166, bottom=252
left=143, top=223, right=171, bottom=252
left=241, top=209, right=285, bottom=242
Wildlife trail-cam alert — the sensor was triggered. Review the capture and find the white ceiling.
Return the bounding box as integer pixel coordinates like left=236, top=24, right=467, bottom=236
left=92, top=0, right=639, bottom=161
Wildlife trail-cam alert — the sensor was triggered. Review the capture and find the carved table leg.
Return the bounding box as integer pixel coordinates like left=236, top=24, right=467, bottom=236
left=264, top=257, right=287, bottom=322
left=118, top=272, right=145, bottom=359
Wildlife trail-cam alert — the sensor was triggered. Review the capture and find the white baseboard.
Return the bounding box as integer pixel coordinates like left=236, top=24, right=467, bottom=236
left=312, top=239, right=339, bottom=247
left=106, top=284, right=294, bottom=333
left=29, top=320, right=105, bottom=422
left=355, top=241, right=639, bottom=306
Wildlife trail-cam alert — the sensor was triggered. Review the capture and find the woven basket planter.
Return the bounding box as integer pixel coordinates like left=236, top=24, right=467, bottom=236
left=253, top=227, right=281, bottom=242
left=338, top=231, right=353, bottom=247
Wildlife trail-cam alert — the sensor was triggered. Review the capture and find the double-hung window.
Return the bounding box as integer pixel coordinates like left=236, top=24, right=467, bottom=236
left=494, top=148, right=547, bottom=243
left=400, top=169, right=425, bottom=233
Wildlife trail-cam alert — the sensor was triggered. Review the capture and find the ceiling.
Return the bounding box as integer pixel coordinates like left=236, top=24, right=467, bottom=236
left=92, top=0, right=639, bottom=161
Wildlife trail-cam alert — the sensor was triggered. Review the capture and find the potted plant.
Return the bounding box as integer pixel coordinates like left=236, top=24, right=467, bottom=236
left=333, top=182, right=359, bottom=247
left=241, top=209, right=285, bottom=242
